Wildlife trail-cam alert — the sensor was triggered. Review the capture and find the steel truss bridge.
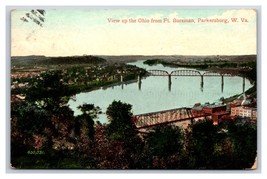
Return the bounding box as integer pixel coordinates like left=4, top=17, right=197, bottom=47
left=146, top=69, right=245, bottom=92
left=148, top=69, right=232, bottom=77
left=131, top=107, right=209, bottom=129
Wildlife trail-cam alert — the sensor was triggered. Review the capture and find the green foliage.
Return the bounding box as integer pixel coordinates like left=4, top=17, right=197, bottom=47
left=144, top=59, right=208, bottom=69
left=186, top=119, right=218, bottom=169
left=143, top=59, right=162, bottom=66
left=11, top=70, right=79, bottom=169
left=78, top=104, right=101, bottom=118
left=106, top=100, right=136, bottom=141
left=184, top=119, right=257, bottom=169
left=138, top=125, right=186, bottom=169
left=105, top=101, right=143, bottom=168
left=75, top=103, right=101, bottom=141
left=240, top=66, right=257, bottom=83
left=12, top=102, right=49, bottom=136
left=11, top=99, right=78, bottom=169
left=218, top=62, right=238, bottom=68
left=145, top=125, right=184, bottom=157
left=227, top=121, right=257, bottom=169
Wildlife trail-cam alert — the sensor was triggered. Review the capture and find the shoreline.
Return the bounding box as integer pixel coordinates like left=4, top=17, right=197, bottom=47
left=69, top=64, right=255, bottom=107
left=70, top=78, right=143, bottom=95
left=68, top=62, right=256, bottom=122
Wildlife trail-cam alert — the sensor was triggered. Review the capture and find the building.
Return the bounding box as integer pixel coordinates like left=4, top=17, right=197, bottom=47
left=192, top=103, right=229, bottom=124
left=231, top=106, right=257, bottom=120
left=202, top=104, right=227, bottom=115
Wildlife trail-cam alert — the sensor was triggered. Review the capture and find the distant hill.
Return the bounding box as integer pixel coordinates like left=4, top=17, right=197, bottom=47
left=98, top=55, right=256, bottom=63
left=11, top=54, right=256, bottom=67
left=11, top=55, right=107, bottom=66
left=98, top=55, right=181, bottom=63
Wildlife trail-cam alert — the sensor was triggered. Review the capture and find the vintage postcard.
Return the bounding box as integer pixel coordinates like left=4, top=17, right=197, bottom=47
left=10, top=8, right=257, bottom=169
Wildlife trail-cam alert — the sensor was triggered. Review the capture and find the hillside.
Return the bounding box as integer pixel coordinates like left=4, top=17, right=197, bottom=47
left=11, top=55, right=106, bottom=67
left=99, top=55, right=256, bottom=63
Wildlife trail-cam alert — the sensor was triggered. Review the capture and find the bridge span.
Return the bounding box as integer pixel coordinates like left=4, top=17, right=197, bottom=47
left=147, top=69, right=244, bottom=92
left=147, top=69, right=232, bottom=77
left=131, top=107, right=209, bottom=129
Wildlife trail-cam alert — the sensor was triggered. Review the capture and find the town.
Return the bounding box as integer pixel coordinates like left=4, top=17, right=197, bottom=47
left=11, top=55, right=147, bottom=98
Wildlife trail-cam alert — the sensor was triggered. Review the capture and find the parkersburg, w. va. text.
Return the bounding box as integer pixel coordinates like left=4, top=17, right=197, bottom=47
left=108, top=17, right=249, bottom=24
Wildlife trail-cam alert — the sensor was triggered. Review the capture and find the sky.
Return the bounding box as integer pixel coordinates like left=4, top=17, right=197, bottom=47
left=11, top=8, right=257, bottom=56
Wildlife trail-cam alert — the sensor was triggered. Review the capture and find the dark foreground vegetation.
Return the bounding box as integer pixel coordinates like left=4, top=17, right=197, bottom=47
left=11, top=71, right=257, bottom=169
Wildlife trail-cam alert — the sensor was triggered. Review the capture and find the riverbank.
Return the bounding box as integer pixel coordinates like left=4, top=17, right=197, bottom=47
left=69, top=79, right=141, bottom=94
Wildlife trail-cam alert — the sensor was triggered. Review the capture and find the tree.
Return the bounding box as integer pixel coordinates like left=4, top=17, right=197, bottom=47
left=71, top=104, right=101, bottom=168
left=26, top=70, right=75, bottom=112
left=185, top=118, right=257, bottom=169
left=227, top=120, right=257, bottom=169
left=11, top=101, right=50, bottom=167
left=106, top=100, right=136, bottom=140
left=11, top=100, right=76, bottom=169
left=75, top=103, right=101, bottom=141
left=145, top=125, right=184, bottom=157
left=186, top=119, right=218, bottom=169
left=105, top=100, right=143, bottom=168
left=140, top=125, right=186, bottom=169
left=11, top=70, right=78, bottom=168
left=211, top=120, right=236, bottom=169
left=92, top=124, right=132, bottom=169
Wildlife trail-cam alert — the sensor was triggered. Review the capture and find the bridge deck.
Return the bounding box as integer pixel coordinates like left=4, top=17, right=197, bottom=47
left=148, top=69, right=233, bottom=77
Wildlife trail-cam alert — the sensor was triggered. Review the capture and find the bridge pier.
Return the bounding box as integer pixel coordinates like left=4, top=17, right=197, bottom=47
left=168, top=75, right=172, bottom=91
left=221, top=75, right=224, bottom=93
left=200, top=75, right=204, bottom=92
left=138, top=75, right=142, bottom=90
left=243, top=77, right=245, bottom=92
left=120, top=75, right=124, bottom=89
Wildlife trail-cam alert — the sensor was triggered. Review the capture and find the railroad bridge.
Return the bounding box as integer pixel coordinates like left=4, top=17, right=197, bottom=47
left=131, top=107, right=209, bottom=129
left=147, top=69, right=232, bottom=77
left=147, top=69, right=245, bottom=92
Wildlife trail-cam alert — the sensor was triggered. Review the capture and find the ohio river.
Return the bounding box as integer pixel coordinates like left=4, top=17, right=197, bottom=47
left=68, top=60, right=252, bottom=123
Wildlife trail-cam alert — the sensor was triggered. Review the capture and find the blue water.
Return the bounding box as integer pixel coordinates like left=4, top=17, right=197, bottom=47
left=68, top=61, right=252, bottom=123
